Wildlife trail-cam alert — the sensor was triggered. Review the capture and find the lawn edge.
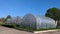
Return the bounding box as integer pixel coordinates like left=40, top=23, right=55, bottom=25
left=33, top=29, right=60, bottom=33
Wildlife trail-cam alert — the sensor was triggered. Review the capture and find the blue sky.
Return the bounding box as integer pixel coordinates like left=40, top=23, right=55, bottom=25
left=0, top=0, right=60, bottom=17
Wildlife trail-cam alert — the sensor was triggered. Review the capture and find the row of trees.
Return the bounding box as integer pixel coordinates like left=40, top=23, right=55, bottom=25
left=45, top=7, right=60, bottom=26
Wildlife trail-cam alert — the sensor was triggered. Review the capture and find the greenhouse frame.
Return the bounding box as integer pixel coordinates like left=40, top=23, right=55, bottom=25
left=6, top=14, right=57, bottom=29
left=21, top=14, right=57, bottom=29
left=6, top=16, right=22, bottom=25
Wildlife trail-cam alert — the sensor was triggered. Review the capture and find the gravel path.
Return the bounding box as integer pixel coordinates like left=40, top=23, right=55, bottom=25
left=0, top=26, right=60, bottom=34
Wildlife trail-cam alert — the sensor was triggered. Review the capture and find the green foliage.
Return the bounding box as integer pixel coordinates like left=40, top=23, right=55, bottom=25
left=45, top=7, right=60, bottom=20
left=17, top=26, right=36, bottom=31
left=1, top=24, right=60, bottom=31
left=2, top=24, right=35, bottom=31
left=0, top=17, right=5, bottom=24
left=5, top=15, right=11, bottom=21
left=45, top=7, right=60, bottom=26
left=56, top=26, right=60, bottom=29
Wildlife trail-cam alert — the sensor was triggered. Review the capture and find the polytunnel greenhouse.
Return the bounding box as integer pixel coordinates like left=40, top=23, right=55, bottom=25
left=21, top=14, right=57, bottom=29
left=6, top=16, right=22, bottom=25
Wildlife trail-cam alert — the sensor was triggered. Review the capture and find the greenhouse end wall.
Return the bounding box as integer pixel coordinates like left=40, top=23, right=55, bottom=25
left=36, top=16, right=56, bottom=29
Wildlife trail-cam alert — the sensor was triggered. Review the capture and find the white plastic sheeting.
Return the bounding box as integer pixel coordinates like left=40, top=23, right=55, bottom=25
left=21, top=14, right=36, bottom=28
left=6, top=16, right=22, bottom=25
left=6, top=14, right=57, bottom=29
left=22, top=14, right=57, bottom=29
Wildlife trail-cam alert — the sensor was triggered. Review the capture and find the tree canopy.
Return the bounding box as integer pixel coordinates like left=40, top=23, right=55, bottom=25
left=45, top=7, right=60, bottom=26
left=45, top=7, right=60, bottom=21
left=5, top=15, right=12, bottom=21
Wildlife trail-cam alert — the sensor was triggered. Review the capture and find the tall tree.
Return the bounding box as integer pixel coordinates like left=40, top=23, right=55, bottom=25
left=45, top=7, right=60, bottom=26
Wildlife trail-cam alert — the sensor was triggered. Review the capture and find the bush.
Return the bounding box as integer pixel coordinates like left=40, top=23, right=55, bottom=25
left=56, top=26, right=60, bottom=29
left=1, top=23, right=60, bottom=32
left=16, top=26, right=36, bottom=31
left=2, top=24, right=34, bottom=31
left=1, top=24, right=19, bottom=28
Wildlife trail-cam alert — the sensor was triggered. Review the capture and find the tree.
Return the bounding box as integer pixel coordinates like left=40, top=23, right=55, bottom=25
left=5, top=15, right=12, bottom=21
left=1, top=17, right=5, bottom=23
left=45, top=7, right=60, bottom=26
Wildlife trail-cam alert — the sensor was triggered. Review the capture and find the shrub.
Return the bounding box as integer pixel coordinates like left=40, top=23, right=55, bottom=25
left=1, top=24, right=18, bottom=28
left=1, top=23, right=60, bottom=32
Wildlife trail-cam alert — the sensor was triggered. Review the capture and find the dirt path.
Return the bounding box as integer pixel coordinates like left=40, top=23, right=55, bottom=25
left=0, top=26, right=34, bottom=34
left=0, top=26, right=60, bottom=34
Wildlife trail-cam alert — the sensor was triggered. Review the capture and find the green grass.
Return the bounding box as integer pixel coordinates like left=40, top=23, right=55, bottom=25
left=35, top=26, right=60, bottom=31
left=1, top=24, right=60, bottom=32
left=15, top=26, right=36, bottom=31
left=1, top=24, right=35, bottom=31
